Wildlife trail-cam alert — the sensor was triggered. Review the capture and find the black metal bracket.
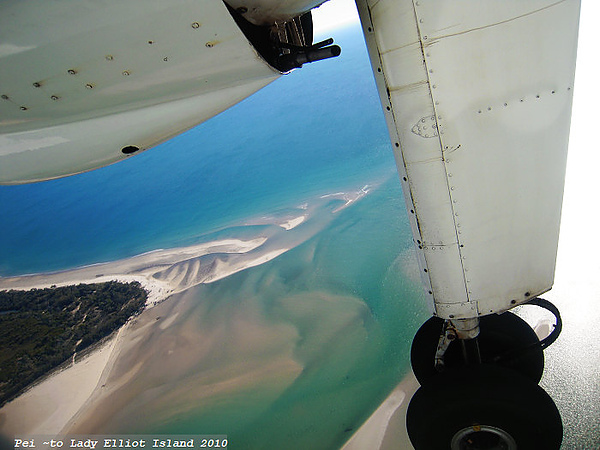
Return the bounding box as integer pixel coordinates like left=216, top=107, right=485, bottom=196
left=523, top=297, right=563, bottom=349
left=224, top=1, right=340, bottom=73
left=492, top=297, right=563, bottom=366
left=276, top=38, right=341, bottom=71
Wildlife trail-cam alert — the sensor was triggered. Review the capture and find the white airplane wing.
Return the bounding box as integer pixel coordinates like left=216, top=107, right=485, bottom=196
left=352, top=2, right=580, bottom=448
left=354, top=0, right=580, bottom=319
left=0, top=0, right=336, bottom=184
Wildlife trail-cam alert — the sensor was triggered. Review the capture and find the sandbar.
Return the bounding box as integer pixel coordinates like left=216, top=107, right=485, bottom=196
left=279, top=215, right=306, bottom=230
left=321, top=184, right=371, bottom=213
left=0, top=237, right=269, bottom=307
left=0, top=236, right=294, bottom=437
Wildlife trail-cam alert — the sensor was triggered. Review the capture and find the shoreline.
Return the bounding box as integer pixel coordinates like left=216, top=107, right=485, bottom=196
left=0, top=183, right=386, bottom=440
left=0, top=237, right=274, bottom=308
left=342, top=372, right=418, bottom=450
left=0, top=235, right=296, bottom=436
left=0, top=333, right=120, bottom=435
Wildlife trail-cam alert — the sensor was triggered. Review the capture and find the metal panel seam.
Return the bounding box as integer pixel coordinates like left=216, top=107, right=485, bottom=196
left=422, top=0, right=569, bottom=43
left=354, top=0, right=435, bottom=303
left=410, top=0, right=472, bottom=309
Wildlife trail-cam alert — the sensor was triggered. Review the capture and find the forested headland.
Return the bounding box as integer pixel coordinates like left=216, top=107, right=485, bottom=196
left=0, top=281, right=147, bottom=406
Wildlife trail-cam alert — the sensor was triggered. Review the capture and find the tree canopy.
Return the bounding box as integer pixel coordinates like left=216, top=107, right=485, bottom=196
left=0, top=281, right=147, bottom=406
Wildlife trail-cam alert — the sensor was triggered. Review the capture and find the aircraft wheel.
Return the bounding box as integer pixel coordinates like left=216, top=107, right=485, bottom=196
left=406, top=365, right=562, bottom=450
left=411, top=312, right=544, bottom=384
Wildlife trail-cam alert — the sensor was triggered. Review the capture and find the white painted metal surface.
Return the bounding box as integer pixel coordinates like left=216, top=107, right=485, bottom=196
left=226, top=0, right=326, bottom=25
left=355, top=0, right=580, bottom=319
left=0, top=0, right=280, bottom=184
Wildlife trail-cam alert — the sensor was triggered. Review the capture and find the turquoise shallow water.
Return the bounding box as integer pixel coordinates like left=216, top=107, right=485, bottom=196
left=211, top=179, right=429, bottom=449
left=103, top=177, right=430, bottom=449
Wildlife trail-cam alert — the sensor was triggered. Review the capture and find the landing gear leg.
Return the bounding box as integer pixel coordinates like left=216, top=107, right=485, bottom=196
left=411, top=310, right=546, bottom=384
left=450, top=317, right=482, bottom=366
left=406, top=298, right=563, bottom=450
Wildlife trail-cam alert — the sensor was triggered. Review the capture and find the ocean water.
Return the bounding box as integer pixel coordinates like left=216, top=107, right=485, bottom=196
left=0, top=22, right=430, bottom=447
left=2, top=13, right=592, bottom=450
left=58, top=176, right=429, bottom=449
left=0, top=24, right=393, bottom=277
left=146, top=179, right=429, bottom=449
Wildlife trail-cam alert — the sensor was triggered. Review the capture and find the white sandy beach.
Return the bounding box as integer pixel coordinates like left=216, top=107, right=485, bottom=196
left=0, top=236, right=294, bottom=436
left=342, top=372, right=418, bottom=450
left=0, top=334, right=119, bottom=435
left=0, top=237, right=269, bottom=307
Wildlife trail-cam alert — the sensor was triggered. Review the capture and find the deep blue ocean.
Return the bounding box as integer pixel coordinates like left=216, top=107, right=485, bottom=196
left=0, top=24, right=395, bottom=277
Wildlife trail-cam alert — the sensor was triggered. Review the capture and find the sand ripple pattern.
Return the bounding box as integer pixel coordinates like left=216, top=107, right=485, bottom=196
left=152, top=255, right=218, bottom=290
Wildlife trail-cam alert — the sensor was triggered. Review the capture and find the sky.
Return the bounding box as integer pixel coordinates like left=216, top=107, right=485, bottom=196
left=312, top=0, right=359, bottom=34
left=550, top=0, right=600, bottom=298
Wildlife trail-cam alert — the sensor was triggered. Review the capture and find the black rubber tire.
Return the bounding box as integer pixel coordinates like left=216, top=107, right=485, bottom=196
left=406, top=365, right=563, bottom=450
left=411, top=312, right=544, bottom=384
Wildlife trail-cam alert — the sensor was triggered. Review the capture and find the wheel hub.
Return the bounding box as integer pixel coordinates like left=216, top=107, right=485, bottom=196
left=451, top=424, right=517, bottom=450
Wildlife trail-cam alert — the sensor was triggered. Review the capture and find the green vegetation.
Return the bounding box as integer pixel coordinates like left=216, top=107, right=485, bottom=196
left=0, top=281, right=147, bottom=406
